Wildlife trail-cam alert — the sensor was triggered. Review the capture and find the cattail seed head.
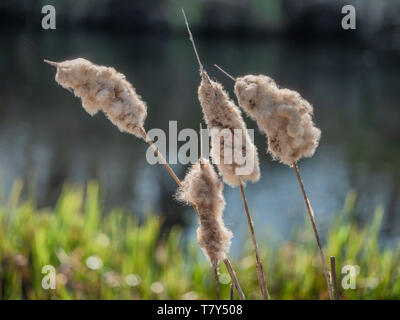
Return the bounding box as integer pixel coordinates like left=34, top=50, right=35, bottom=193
left=176, top=158, right=233, bottom=266
left=198, top=72, right=260, bottom=187
left=47, top=58, right=147, bottom=138
left=234, top=74, right=321, bottom=166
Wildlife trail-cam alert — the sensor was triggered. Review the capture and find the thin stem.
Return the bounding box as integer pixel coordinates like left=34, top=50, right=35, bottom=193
left=43, top=59, right=59, bottom=67
left=182, top=9, right=203, bottom=73
left=239, top=183, right=270, bottom=300
left=213, top=264, right=220, bottom=300
left=140, top=128, right=182, bottom=187
left=293, top=163, right=334, bottom=300
left=214, top=64, right=236, bottom=82
left=224, top=258, right=245, bottom=300
left=330, top=256, right=339, bottom=300
left=140, top=127, right=245, bottom=300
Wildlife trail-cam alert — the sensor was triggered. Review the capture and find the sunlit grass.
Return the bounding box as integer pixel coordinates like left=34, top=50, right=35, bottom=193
left=0, top=181, right=399, bottom=299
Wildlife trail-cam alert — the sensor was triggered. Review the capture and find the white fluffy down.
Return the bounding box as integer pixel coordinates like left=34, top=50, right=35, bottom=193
left=234, top=74, right=321, bottom=165
left=176, top=159, right=232, bottom=265
left=52, top=58, right=147, bottom=138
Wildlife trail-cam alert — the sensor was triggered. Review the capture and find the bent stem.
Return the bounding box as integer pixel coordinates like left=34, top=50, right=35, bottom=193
left=293, top=163, right=334, bottom=300
left=139, top=127, right=245, bottom=300
left=140, top=128, right=182, bottom=187
left=223, top=258, right=245, bottom=300
left=239, top=183, right=270, bottom=300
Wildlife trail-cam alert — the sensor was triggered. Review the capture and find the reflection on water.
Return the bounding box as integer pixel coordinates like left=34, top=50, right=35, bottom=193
left=0, top=30, right=399, bottom=247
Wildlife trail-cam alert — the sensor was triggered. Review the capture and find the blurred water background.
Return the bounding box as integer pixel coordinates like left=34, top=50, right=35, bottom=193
left=0, top=0, right=399, bottom=255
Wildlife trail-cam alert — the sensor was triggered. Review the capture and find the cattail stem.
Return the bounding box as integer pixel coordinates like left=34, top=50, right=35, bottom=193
left=330, top=256, right=339, bottom=300
left=140, top=127, right=244, bottom=300
left=213, top=264, right=220, bottom=300
left=182, top=8, right=204, bottom=74
left=214, top=64, right=236, bottom=82
left=223, top=258, right=245, bottom=300
left=239, top=183, right=270, bottom=300
left=293, top=163, right=334, bottom=300
left=140, top=128, right=182, bottom=187
left=43, top=59, right=59, bottom=67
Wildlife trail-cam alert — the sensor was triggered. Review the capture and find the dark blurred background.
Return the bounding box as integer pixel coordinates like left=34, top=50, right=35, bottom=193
left=0, top=0, right=399, bottom=251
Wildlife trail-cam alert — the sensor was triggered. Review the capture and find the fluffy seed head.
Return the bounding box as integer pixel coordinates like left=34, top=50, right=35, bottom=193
left=197, top=72, right=260, bottom=187
left=234, top=74, right=321, bottom=165
left=176, top=158, right=233, bottom=265
left=48, top=58, right=147, bottom=138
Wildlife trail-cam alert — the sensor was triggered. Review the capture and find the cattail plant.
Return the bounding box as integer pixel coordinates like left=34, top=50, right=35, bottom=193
left=182, top=10, right=269, bottom=300
left=214, top=65, right=334, bottom=299
left=176, top=156, right=233, bottom=300
left=44, top=57, right=245, bottom=300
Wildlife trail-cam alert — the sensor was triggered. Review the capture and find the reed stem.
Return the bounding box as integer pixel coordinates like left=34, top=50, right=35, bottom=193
left=140, top=128, right=182, bottom=187
left=330, top=256, right=339, bottom=300
left=43, top=59, right=59, bottom=67
left=214, top=64, right=236, bottom=81
left=140, top=127, right=245, bottom=300
left=239, top=183, right=270, bottom=300
left=293, top=163, right=334, bottom=300
left=223, top=258, right=245, bottom=300
left=182, top=9, right=204, bottom=74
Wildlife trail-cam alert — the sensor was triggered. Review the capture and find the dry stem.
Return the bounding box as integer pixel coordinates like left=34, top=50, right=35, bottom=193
left=293, top=163, right=334, bottom=300
left=214, top=64, right=236, bottom=81
left=239, top=183, right=270, bottom=300
left=182, top=9, right=203, bottom=74
left=330, top=256, right=339, bottom=300
left=140, top=127, right=182, bottom=187
left=223, top=258, right=245, bottom=300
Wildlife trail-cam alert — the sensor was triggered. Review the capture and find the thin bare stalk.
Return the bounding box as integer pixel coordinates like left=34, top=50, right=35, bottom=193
left=214, top=64, right=236, bottom=81
left=43, top=59, right=59, bottom=67
left=140, top=127, right=245, bottom=300
left=213, top=264, right=220, bottom=300
left=239, top=183, right=270, bottom=300
left=330, top=256, right=339, bottom=300
left=293, top=163, right=334, bottom=300
left=224, top=258, right=245, bottom=300
left=182, top=8, right=203, bottom=74
left=140, top=128, right=182, bottom=187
